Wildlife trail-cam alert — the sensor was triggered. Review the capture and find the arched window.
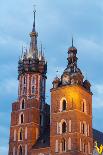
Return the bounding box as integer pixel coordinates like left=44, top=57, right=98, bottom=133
left=19, top=145, right=23, bottom=155
left=19, top=113, right=24, bottom=124
left=62, top=138, right=66, bottom=152
left=32, top=86, right=35, bottom=94
left=62, top=122, right=66, bottom=133
left=60, top=98, right=67, bottom=112
left=81, top=99, right=87, bottom=113
left=83, top=123, right=85, bottom=134
left=20, top=99, right=25, bottom=110
left=21, top=114, right=24, bottom=124
left=62, top=100, right=66, bottom=111
left=18, top=128, right=23, bottom=141
left=83, top=143, right=86, bottom=153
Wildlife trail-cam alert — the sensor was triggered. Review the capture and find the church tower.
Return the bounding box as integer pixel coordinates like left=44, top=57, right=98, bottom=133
left=8, top=10, right=47, bottom=155
left=50, top=39, right=93, bottom=155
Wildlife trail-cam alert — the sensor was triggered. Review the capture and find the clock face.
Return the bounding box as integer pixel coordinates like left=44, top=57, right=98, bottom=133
left=62, top=74, right=70, bottom=84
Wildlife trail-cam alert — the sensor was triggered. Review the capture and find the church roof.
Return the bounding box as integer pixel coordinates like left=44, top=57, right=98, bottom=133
left=93, top=129, right=103, bottom=146
left=32, top=126, right=50, bottom=149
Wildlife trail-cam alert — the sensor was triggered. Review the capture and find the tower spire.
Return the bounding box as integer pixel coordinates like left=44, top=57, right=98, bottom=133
left=29, top=6, right=38, bottom=54
left=32, top=5, right=36, bottom=32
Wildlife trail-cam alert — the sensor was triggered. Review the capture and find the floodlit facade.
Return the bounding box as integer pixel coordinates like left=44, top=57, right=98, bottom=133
left=8, top=11, right=103, bottom=155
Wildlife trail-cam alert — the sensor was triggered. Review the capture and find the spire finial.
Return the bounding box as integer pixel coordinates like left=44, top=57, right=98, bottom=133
left=32, top=5, right=36, bottom=32
left=72, top=37, right=74, bottom=47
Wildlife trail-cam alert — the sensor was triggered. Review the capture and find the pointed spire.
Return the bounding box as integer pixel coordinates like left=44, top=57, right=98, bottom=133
left=32, top=5, right=36, bottom=32
left=29, top=6, right=38, bottom=53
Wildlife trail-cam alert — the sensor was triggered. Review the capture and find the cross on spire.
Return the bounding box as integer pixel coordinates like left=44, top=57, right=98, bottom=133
left=32, top=5, right=36, bottom=32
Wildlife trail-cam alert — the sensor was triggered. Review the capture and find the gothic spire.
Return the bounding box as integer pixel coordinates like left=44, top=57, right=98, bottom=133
left=32, top=8, right=36, bottom=32
left=30, top=8, right=38, bottom=54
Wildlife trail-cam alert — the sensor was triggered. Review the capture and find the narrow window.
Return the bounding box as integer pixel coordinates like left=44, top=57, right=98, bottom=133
left=18, top=128, right=23, bottom=141
left=62, top=122, right=66, bottom=133
left=83, top=123, right=85, bottom=134
left=19, top=146, right=23, bottom=155
left=21, top=99, right=25, bottom=110
left=62, top=100, right=66, bottom=111
left=81, top=99, right=87, bottom=113
left=20, top=129, right=23, bottom=140
left=62, top=139, right=66, bottom=152
left=21, top=114, right=24, bottom=124
left=32, top=86, right=35, bottom=94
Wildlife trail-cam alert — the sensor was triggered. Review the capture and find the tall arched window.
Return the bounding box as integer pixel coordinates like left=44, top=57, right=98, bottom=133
left=20, top=99, right=25, bottom=110
left=81, top=99, right=87, bottom=113
left=62, top=138, right=66, bottom=152
left=19, top=113, right=24, bottom=124
left=19, top=145, right=23, bottom=155
left=21, top=114, right=24, bottom=124
left=18, top=128, right=23, bottom=141
left=62, top=122, right=66, bottom=133
left=60, top=98, right=67, bottom=112
left=62, top=100, right=66, bottom=111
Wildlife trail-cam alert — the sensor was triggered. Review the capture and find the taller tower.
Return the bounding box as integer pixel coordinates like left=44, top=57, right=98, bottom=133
left=9, top=10, right=47, bottom=155
left=50, top=40, right=93, bottom=155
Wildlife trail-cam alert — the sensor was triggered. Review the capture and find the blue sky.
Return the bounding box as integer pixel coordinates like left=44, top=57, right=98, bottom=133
left=0, top=0, right=103, bottom=154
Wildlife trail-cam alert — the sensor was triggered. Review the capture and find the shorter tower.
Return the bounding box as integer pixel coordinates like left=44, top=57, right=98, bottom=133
left=50, top=40, right=93, bottom=155
left=8, top=10, right=47, bottom=155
